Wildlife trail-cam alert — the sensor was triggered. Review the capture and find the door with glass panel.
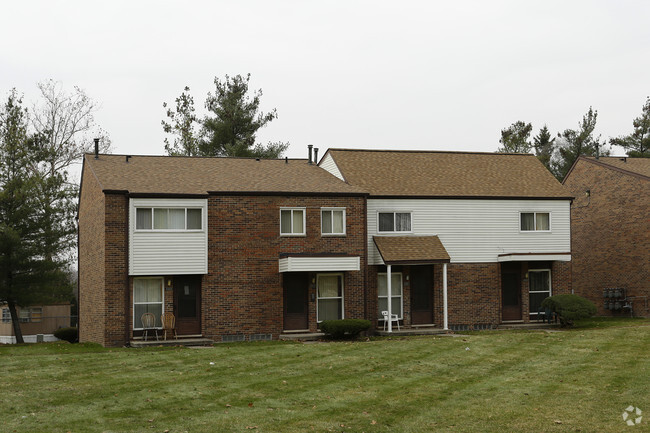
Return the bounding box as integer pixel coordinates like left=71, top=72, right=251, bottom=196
left=174, top=275, right=201, bottom=335
left=284, top=273, right=309, bottom=330
left=528, top=269, right=551, bottom=319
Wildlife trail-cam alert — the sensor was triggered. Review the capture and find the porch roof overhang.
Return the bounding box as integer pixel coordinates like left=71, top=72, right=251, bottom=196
left=278, top=255, right=361, bottom=273
left=497, top=252, right=572, bottom=262
left=373, top=235, right=451, bottom=265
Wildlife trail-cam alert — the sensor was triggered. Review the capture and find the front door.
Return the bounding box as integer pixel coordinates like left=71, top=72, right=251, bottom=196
left=411, top=265, right=434, bottom=324
left=283, top=273, right=309, bottom=331
left=501, top=271, right=522, bottom=321
left=174, top=276, right=201, bottom=335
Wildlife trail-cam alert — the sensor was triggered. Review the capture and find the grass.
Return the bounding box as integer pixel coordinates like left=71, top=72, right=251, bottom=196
left=1, top=318, right=648, bottom=433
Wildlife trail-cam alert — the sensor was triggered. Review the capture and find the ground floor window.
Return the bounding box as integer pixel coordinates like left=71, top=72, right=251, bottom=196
left=1, top=308, right=10, bottom=323
left=529, top=269, right=551, bottom=314
left=378, top=272, right=403, bottom=319
left=317, top=273, right=344, bottom=322
left=134, top=278, right=164, bottom=329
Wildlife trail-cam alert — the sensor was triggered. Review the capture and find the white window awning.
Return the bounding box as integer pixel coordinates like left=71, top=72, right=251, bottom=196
left=279, top=256, right=360, bottom=273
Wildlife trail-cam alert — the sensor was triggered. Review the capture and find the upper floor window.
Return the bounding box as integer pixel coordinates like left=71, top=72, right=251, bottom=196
left=378, top=212, right=412, bottom=233
left=136, top=208, right=202, bottom=231
left=280, top=208, right=305, bottom=236
left=520, top=212, right=550, bottom=232
left=321, top=208, right=346, bottom=235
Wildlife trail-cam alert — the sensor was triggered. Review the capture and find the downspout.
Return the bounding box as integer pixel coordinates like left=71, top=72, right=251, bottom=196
left=363, top=197, right=368, bottom=326
left=387, top=264, right=392, bottom=333
left=443, top=263, right=448, bottom=330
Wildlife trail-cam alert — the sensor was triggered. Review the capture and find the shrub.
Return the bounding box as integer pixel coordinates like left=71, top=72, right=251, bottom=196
left=541, top=294, right=597, bottom=327
left=54, top=327, right=78, bottom=343
left=319, top=319, right=371, bottom=339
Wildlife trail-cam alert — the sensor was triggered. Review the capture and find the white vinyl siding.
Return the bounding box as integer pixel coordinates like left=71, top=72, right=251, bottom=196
left=368, top=199, right=571, bottom=264
left=319, top=153, right=345, bottom=180
left=278, top=256, right=360, bottom=273
left=129, top=198, right=208, bottom=275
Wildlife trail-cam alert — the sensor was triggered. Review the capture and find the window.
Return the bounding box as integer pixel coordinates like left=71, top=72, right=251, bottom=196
left=133, top=278, right=164, bottom=329
left=280, top=208, right=305, bottom=236
left=1, top=308, right=10, bottom=323
left=135, top=208, right=202, bottom=231
left=529, top=269, right=551, bottom=315
left=16, top=307, right=42, bottom=323
left=378, top=212, right=412, bottom=232
left=317, top=274, right=344, bottom=322
left=321, top=208, right=346, bottom=235
left=378, top=273, right=403, bottom=319
left=520, top=212, right=550, bottom=231
left=30, top=308, right=42, bottom=323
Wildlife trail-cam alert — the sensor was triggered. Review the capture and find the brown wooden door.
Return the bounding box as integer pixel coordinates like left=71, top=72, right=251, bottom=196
left=284, top=273, right=309, bottom=331
left=411, top=265, right=434, bottom=324
left=174, top=276, right=201, bottom=335
left=501, top=272, right=522, bottom=321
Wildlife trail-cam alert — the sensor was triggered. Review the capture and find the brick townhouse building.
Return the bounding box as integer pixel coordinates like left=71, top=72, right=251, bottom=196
left=79, top=148, right=575, bottom=347
left=563, top=156, right=649, bottom=316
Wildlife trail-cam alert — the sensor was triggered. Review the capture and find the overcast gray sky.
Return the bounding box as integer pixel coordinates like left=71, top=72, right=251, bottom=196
left=2, top=0, right=649, bottom=160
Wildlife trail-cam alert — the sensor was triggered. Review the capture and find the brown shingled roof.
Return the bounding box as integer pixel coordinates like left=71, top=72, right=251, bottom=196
left=84, top=154, right=366, bottom=195
left=373, top=236, right=450, bottom=264
left=582, top=156, right=650, bottom=179
left=325, top=149, right=572, bottom=198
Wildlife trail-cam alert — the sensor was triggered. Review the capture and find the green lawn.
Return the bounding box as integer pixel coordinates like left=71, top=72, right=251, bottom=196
left=1, top=318, right=648, bottom=433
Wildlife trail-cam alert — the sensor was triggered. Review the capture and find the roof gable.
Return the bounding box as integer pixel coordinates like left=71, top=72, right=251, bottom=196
left=83, top=154, right=366, bottom=196
left=325, top=149, right=571, bottom=199
left=580, top=156, right=650, bottom=179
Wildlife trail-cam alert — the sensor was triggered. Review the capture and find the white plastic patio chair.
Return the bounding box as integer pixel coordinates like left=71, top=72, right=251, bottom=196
left=381, top=310, right=400, bottom=331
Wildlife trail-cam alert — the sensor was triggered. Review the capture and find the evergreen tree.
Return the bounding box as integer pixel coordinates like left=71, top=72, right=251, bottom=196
left=552, top=107, right=609, bottom=180
left=610, top=97, right=650, bottom=157
left=533, top=125, right=555, bottom=171
left=497, top=121, right=533, bottom=153
left=0, top=90, right=74, bottom=343
left=162, top=74, right=289, bottom=158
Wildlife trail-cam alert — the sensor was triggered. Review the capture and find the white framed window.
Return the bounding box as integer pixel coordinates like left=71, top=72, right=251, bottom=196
left=520, top=212, right=550, bottom=232
left=317, top=273, right=344, bottom=322
left=321, top=208, right=346, bottom=236
left=378, top=212, right=412, bottom=233
left=280, top=208, right=306, bottom=236
left=135, top=208, right=203, bottom=231
left=529, top=269, right=551, bottom=315
left=378, top=273, right=403, bottom=319
left=133, top=277, right=164, bottom=329
left=1, top=308, right=10, bottom=323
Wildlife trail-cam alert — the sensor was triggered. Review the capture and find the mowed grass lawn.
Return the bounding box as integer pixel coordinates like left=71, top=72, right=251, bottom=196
left=1, top=318, right=649, bottom=433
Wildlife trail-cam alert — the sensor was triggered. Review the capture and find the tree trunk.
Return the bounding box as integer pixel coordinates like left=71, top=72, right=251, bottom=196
left=7, top=300, right=24, bottom=344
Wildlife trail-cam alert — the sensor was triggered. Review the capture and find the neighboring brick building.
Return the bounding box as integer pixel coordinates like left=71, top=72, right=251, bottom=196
left=563, top=156, right=650, bottom=317
left=78, top=153, right=367, bottom=347
left=321, top=149, right=574, bottom=330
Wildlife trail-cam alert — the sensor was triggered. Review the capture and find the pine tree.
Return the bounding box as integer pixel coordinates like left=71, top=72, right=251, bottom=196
left=497, top=121, right=533, bottom=153
left=533, top=125, right=555, bottom=171
left=610, top=97, right=650, bottom=157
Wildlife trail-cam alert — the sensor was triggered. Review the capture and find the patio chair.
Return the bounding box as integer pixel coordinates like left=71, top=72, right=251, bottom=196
left=161, top=312, right=177, bottom=340
left=141, top=312, right=158, bottom=341
left=381, top=310, right=400, bottom=331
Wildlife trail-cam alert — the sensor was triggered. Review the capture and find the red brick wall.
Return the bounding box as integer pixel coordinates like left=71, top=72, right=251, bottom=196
left=203, top=194, right=367, bottom=340
left=564, top=159, right=650, bottom=316
left=104, top=193, right=129, bottom=347
left=78, top=161, right=106, bottom=345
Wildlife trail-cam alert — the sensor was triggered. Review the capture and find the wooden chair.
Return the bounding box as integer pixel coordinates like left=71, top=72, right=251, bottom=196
left=161, top=312, right=177, bottom=340
left=141, top=312, right=158, bottom=341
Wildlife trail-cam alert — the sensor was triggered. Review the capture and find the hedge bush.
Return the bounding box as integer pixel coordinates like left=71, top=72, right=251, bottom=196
left=319, top=319, right=371, bottom=339
left=541, top=294, right=597, bottom=327
left=54, top=327, right=78, bottom=343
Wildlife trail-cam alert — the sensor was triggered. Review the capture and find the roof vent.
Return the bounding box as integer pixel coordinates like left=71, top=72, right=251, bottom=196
left=285, top=156, right=288, bottom=164
left=620, top=157, right=627, bottom=163
left=314, top=147, right=319, bottom=164
left=308, top=144, right=313, bottom=164
left=94, top=138, right=99, bottom=159
left=125, top=155, right=131, bottom=163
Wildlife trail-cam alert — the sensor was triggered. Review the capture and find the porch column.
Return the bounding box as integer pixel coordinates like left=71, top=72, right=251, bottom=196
left=387, top=264, right=392, bottom=333
left=443, top=263, right=448, bottom=331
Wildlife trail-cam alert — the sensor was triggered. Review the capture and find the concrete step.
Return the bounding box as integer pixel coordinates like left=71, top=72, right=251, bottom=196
left=279, top=332, right=325, bottom=341
left=130, top=337, right=214, bottom=348
left=375, top=328, right=448, bottom=336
